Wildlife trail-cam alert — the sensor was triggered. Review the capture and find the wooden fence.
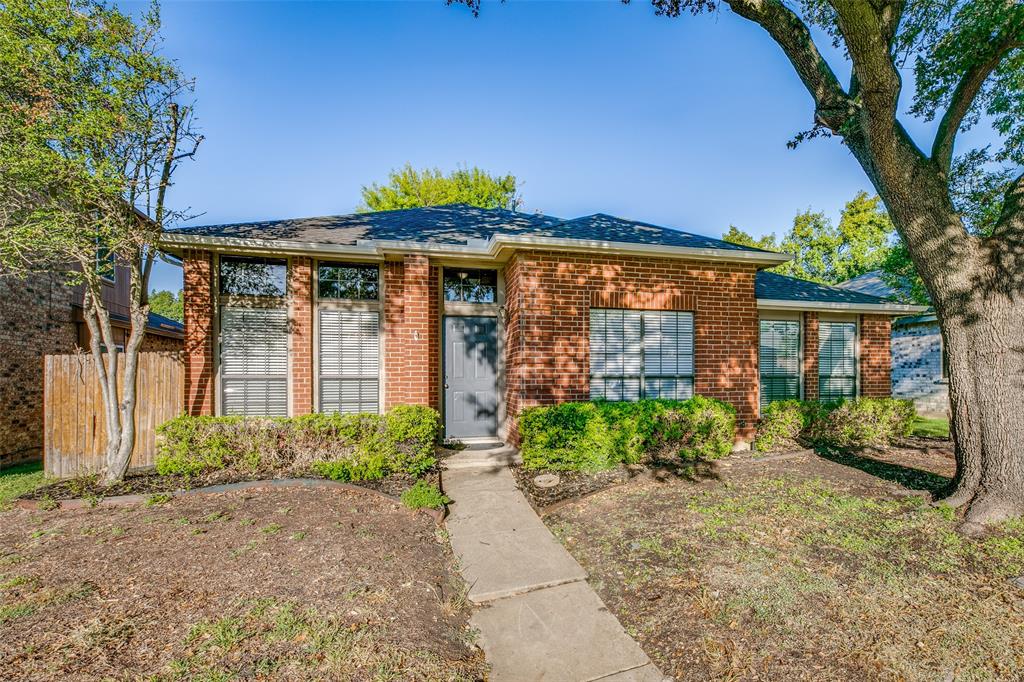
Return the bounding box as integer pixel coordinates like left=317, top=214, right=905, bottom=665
left=44, top=352, right=184, bottom=478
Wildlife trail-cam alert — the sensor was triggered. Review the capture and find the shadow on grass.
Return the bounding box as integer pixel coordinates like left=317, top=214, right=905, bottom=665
left=649, top=457, right=722, bottom=483
left=815, top=446, right=951, bottom=497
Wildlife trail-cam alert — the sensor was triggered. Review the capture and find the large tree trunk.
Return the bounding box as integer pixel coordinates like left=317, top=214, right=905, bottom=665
left=938, top=272, right=1024, bottom=531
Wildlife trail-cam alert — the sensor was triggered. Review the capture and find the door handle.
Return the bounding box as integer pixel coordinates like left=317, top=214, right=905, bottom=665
left=444, top=383, right=449, bottom=390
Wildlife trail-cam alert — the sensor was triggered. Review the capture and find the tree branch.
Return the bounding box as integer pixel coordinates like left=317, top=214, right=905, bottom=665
left=830, top=0, right=903, bottom=125
left=932, top=34, right=1021, bottom=175
left=723, top=0, right=855, bottom=133
left=991, top=170, right=1024, bottom=239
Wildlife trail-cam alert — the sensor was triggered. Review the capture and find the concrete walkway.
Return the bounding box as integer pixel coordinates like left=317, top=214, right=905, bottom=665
left=443, top=445, right=666, bottom=681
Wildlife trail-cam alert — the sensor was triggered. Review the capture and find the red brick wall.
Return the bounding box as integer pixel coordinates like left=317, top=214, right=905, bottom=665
left=288, top=257, right=313, bottom=415
left=860, top=314, right=892, bottom=397
left=140, top=333, right=184, bottom=352
left=383, top=256, right=439, bottom=410
left=503, top=250, right=760, bottom=442
left=183, top=250, right=214, bottom=416
left=0, top=270, right=79, bottom=466
left=803, top=312, right=819, bottom=401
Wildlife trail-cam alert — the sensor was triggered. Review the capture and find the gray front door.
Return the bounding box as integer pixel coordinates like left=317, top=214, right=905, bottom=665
left=444, top=316, right=498, bottom=439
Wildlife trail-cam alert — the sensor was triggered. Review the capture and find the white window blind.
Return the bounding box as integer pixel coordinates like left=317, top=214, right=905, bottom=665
left=319, top=310, right=380, bottom=414
left=819, top=321, right=857, bottom=401
left=590, top=309, right=694, bottom=401
left=220, top=307, right=288, bottom=416
left=759, top=320, right=800, bottom=409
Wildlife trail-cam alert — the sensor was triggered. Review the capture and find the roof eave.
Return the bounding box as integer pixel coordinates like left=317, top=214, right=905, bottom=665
left=757, top=298, right=930, bottom=315
left=160, top=232, right=793, bottom=266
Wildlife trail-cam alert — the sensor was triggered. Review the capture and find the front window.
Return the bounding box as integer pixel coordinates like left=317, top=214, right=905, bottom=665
left=818, top=321, right=857, bottom=401
left=443, top=268, right=497, bottom=303
left=318, top=262, right=379, bottom=300
left=589, top=309, right=694, bottom=401
left=759, top=320, right=801, bottom=409
left=219, top=256, right=287, bottom=297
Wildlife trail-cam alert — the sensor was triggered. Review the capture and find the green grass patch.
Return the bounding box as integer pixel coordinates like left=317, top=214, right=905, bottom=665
left=0, top=461, right=45, bottom=508
left=911, top=416, right=950, bottom=438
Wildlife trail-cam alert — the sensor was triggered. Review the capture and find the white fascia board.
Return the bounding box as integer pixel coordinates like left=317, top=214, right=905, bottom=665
left=757, top=298, right=930, bottom=315
left=160, top=232, right=382, bottom=258
left=161, top=231, right=793, bottom=266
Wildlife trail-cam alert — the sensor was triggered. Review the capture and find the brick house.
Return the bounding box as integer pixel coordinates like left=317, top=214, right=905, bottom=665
left=161, top=205, right=924, bottom=445
left=0, top=264, right=184, bottom=466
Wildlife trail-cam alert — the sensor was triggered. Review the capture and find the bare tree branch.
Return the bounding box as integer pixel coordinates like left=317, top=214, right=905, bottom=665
left=724, top=0, right=855, bottom=133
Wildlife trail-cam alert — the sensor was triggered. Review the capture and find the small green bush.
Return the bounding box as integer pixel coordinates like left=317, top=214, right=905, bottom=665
left=809, top=397, right=916, bottom=447
left=755, top=397, right=916, bottom=451
left=520, top=397, right=737, bottom=471
left=753, top=400, right=808, bottom=452
left=653, top=396, right=737, bottom=461
left=400, top=481, right=450, bottom=510
left=155, top=405, right=441, bottom=482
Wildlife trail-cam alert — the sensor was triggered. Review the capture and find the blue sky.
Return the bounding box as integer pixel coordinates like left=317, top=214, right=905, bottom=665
left=143, top=0, right=985, bottom=292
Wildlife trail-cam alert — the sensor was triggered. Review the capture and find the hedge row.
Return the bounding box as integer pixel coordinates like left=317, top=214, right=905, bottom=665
left=519, top=396, right=736, bottom=472
left=754, top=397, right=916, bottom=452
left=155, top=404, right=441, bottom=482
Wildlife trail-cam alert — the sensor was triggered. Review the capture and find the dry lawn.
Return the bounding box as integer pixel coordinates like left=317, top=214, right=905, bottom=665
left=0, top=486, right=485, bottom=681
left=547, top=446, right=1024, bottom=681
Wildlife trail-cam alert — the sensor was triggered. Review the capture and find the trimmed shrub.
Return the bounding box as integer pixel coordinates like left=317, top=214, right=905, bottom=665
left=155, top=405, right=441, bottom=482
left=519, top=402, right=615, bottom=471
left=400, top=481, right=450, bottom=510
left=519, top=397, right=737, bottom=471
left=753, top=400, right=808, bottom=452
left=652, top=396, right=736, bottom=461
left=754, top=397, right=917, bottom=451
left=808, top=397, right=916, bottom=447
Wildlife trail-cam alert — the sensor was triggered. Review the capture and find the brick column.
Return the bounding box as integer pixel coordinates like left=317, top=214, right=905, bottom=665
left=183, top=249, right=215, bottom=415
left=288, top=257, right=314, bottom=415
left=383, top=255, right=434, bottom=408
left=860, top=314, right=892, bottom=397
left=803, top=311, right=819, bottom=401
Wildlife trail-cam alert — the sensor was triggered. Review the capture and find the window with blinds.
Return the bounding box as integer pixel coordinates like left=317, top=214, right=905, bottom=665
left=759, top=320, right=801, bottom=409
left=220, top=307, right=288, bottom=416
left=819, top=321, right=857, bottom=401
left=319, top=309, right=380, bottom=414
left=589, top=309, right=694, bottom=401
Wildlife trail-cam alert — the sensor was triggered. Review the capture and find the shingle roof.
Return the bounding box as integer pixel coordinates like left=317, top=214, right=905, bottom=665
left=755, top=271, right=896, bottom=305
left=167, top=204, right=775, bottom=254
left=834, top=270, right=898, bottom=299
left=147, top=311, right=184, bottom=335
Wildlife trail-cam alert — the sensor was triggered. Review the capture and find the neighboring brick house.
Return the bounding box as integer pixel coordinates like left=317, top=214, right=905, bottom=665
left=161, top=205, right=924, bottom=445
left=0, top=264, right=184, bottom=467
left=837, top=271, right=948, bottom=417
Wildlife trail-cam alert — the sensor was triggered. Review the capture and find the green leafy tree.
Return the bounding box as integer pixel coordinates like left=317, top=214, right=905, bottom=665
left=0, top=0, right=200, bottom=483
left=360, top=164, right=521, bottom=212
left=722, top=225, right=778, bottom=250
left=725, top=192, right=894, bottom=284
left=148, top=290, right=183, bottom=322
left=458, top=0, right=1024, bottom=528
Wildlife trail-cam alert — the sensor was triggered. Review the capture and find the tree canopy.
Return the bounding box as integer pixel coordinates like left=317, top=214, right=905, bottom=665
left=725, top=191, right=895, bottom=285
left=148, top=290, right=183, bottom=322
left=359, top=164, right=521, bottom=212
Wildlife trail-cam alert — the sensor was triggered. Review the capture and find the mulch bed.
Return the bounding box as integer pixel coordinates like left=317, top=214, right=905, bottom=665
left=21, top=467, right=441, bottom=503
left=0, top=486, right=486, bottom=680
left=511, top=464, right=638, bottom=510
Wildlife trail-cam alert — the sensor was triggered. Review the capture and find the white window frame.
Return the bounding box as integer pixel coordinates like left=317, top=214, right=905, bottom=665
left=589, top=308, right=695, bottom=402
left=758, top=314, right=803, bottom=412
left=313, top=261, right=384, bottom=415
left=818, top=314, right=860, bottom=401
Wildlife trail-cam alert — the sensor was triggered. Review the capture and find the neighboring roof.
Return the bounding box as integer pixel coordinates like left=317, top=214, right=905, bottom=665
left=147, top=312, right=184, bottom=337
left=756, top=271, right=927, bottom=314
left=162, top=204, right=791, bottom=266
left=834, top=270, right=898, bottom=299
